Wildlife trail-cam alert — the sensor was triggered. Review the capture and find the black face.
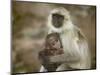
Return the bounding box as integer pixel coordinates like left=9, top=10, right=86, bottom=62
left=52, top=13, right=64, bottom=28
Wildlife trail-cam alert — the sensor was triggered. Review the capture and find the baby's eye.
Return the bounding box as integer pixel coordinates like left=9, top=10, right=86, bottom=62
left=55, top=39, right=58, bottom=41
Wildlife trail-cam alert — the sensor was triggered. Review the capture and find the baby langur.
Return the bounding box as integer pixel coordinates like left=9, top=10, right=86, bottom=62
left=39, top=7, right=91, bottom=72
left=39, top=33, right=64, bottom=72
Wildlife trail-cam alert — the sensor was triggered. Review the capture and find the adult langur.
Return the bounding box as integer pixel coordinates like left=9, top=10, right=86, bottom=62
left=39, top=7, right=91, bottom=72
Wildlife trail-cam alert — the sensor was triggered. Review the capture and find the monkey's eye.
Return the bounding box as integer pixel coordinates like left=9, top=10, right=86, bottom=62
left=56, top=39, right=58, bottom=41
left=52, top=14, right=64, bottom=19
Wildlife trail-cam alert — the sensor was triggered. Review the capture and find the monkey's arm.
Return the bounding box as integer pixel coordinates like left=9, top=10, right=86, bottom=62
left=49, top=28, right=91, bottom=68
left=49, top=53, right=80, bottom=63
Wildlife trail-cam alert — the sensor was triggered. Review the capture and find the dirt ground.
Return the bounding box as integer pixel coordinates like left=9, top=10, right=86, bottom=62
left=12, top=1, right=96, bottom=73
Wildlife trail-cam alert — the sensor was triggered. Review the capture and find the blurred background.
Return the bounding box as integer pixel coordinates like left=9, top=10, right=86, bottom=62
left=12, top=0, right=96, bottom=73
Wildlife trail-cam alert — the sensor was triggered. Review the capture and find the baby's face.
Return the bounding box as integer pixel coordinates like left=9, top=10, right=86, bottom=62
left=53, top=40, right=61, bottom=49
left=48, top=36, right=61, bottom=49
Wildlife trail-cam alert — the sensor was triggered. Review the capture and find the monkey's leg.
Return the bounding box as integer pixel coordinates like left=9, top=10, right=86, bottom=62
left=56, top=63, right=81, bottom=71
left=56, top=64, right=68, bottom=71
left=39, top=65, right=47, bottom=72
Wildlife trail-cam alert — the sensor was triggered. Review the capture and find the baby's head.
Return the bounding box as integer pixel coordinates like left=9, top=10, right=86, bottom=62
left=46, top=33, right=62, bottom=49
left=39, top=33, right=63, bottom=57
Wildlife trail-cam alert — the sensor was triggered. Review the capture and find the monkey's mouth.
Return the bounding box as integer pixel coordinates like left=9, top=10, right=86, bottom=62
left=52, top=13, right=64, bottom=28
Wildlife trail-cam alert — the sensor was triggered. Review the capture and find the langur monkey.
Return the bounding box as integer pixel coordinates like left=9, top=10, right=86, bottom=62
left=39, top=7, right=91, bottom=72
